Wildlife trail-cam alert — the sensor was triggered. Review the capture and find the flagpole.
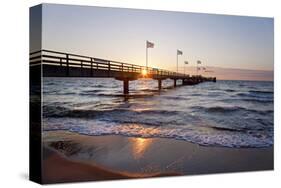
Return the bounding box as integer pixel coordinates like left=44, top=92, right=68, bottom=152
left=184, top=61, right=185, bottom=74
left=176, top=53, right=178, bottom=73
left=184, top=61, right=188, bottom=75
left=197, top=62, right=198, bottom=76
left=146, top=41, right=148, bottom=69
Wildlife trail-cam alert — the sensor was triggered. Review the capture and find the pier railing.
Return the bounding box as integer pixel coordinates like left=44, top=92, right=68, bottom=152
left=30, top=49, right=187, bottom=78
left=30, top=49, right=216, bottom=94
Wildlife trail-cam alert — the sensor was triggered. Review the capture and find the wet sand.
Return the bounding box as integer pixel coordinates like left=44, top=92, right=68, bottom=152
left=43, top=146, right=129, bottom=183
left=42, top=130, right=273, bottom=184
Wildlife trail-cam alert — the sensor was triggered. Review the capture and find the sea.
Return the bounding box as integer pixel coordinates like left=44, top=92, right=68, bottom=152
left=42, top=78, right=273, bottom=148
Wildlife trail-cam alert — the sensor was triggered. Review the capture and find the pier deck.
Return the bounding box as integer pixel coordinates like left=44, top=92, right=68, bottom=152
left=30, top=49, right=216, bottom=94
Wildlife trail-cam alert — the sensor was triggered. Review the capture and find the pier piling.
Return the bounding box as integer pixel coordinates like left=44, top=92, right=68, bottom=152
left=174, top=79, right=177, bottom=87
left=123, top=79, right=129, bottom=94
left=158, top=79, right=162, bottom=90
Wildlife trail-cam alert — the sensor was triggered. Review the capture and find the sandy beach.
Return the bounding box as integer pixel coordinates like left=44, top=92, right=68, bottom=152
left=42, top=130, right=273, bottom=183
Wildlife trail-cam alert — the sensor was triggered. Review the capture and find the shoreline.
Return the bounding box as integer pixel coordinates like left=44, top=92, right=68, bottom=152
left=43, top=130, right=273, bottom=184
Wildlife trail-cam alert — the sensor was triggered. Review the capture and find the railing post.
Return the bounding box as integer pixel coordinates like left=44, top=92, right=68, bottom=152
left=81, top=61, right=83, bottom=76
left=90, top=58, right=93, bottom=76
left=108, top=61, right=111, bottom=77
left=66, top=54, right=69, bottom=76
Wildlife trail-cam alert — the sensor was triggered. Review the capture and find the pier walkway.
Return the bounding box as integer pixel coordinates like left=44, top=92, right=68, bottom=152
left=30, top=49, right=216, bottom=94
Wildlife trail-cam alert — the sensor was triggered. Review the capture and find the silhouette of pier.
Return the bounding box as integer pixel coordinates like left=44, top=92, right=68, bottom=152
left=30, top=49, right=216, bottom=94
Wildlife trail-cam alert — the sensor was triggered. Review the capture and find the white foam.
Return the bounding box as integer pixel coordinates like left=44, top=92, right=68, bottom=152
left=43, top=118, right=273, bottom=148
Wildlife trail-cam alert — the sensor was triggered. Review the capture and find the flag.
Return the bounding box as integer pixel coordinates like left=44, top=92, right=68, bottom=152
left=146, top=41, right=154, bottom=48
left=197, top=60, right=201, bottom=64
left=177, top=49, right=183, bottom=55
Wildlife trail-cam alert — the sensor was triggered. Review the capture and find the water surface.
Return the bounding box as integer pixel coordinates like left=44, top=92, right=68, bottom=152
left=43, top=78, right=273, bottom=148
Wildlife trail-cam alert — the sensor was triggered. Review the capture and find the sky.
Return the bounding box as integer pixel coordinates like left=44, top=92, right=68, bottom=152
left=34, top=4, right=274, bottom=80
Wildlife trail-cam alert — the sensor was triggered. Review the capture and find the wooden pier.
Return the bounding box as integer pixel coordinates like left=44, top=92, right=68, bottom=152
left=30, top=49, right=216, bottom=94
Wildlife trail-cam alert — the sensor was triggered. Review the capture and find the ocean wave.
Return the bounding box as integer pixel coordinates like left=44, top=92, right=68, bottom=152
left=81, top=84, right=110, bottom=88
left=248, top=90, right=273, bottom=94
left=43, top=91, right=77, bottom=95
left=79, top=91, right=156, bottom=98
left=61, top=92, right=77, bottom=95
left=79, top=89, right=103, bottom=96
left=139, top=89, right=160, bottom=92
left=236, top=92, right=273, bottom=99
left=192, top=106, right=242, bottom=113
left=219, top=98, right=273, bottom=104
left=191, top=105, right=273, bottom=115
left=209, top=126, right=245, bottom=132
left=162, top=96, right=190, bottom=100
left=241, top=98, right=273, bottom=103
left=43, top=118, right=273, bottom=148
left=43, top=105, right=180, bottom=119
left=97, top=93, right=156, bottom=98
left=190, top=93, right=202, bottom=96
left=224, top=89, right=236, bottom=92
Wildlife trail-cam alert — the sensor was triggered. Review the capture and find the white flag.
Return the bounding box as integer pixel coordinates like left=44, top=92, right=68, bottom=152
left=146, top=41, right=154, bottom=48
left=177, top=49, right=183, bottom=55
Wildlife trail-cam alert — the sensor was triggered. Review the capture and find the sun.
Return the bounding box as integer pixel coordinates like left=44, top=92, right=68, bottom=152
left=141, top=69, right=148, bottom=76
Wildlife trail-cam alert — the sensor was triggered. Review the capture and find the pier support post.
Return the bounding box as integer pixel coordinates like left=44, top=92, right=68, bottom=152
left=174, top=79, right=177, bottom=87
left=115, top=76, right=138, bottom=95
left=123, top=79, right=129, bottom=94
left=158, top=79, right=162, bottom=90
